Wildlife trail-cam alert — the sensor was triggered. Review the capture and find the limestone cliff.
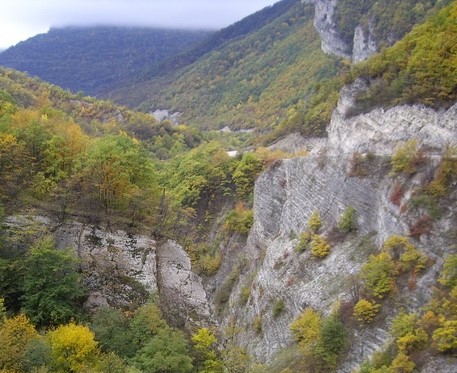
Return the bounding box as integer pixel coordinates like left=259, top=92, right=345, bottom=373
left=4, top=215, right=212, bottom=328
left=304, top=0, right=378, bottom=62
left=214, top=81, right=457, bottom=371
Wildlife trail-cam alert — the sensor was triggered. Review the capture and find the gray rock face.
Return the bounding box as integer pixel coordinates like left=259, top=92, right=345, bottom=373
left=4, top=216, right=212, bottom=325
left=156, top=240, right=212, bottom=328
left=328, top=80, right=457, bottom=157
left=53, top=222, right=158, bottom=309
left=268, top=132, right=326, bottom=154
left=312, top=0, right=351, bottom=59
left=151, top=109, right=181, bottom=124
left=308, top=0, right=378, bottom=62
left=218, top=77, right=457, bottom=370
left=352, top=24, right=377, bottom=63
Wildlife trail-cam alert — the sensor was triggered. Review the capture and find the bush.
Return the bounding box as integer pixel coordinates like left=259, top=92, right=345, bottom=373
left=439, top=254, right=457, bottom=288
left=308, top=211, right=322, bottom=233
left=272, top=299, right=285, bottom=318
left=214, top=268, right=240, bottom=312
left=348, top=152, right=369, bottom=177
left=408, top=215, right=433, bottom=239
left=390, top=140, right=421, bottom=175
left=310, top=235, right=331, bottom=258
left=353, top=299, right=381, bottom=323
left=432, top=320, right=457, bottom=353
left=200, top=254, right=221, bottom=276
left=295, top=231, right=312, bottom=253
left=360, top=252, right=397, bottom=299
left=390, top=352, right=415, bottom=373
left=290, top=308, right=321, bottom=348
left=383, top=235, right=427, bottom=274
left=239, top=285, right=251, bottom=306
left=391, top=312, right=428, bottom=353
left=224, top=203, right=254, bottom=235
left=390, top=183, right=405, bottom=206
left=427, top=147, right=457, bottom=198
left=253, top=315, right=263, bottom=334
left=337, top=206, right=357, bottom=233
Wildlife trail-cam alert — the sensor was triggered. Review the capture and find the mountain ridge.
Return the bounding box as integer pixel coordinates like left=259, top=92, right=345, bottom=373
left=0, top=26, right=212, bottom=96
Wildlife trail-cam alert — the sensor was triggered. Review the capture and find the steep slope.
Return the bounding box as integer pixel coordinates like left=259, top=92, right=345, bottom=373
left=0, top=27, right=211, bottom=96
left=209, top=2, right=457, bottom=371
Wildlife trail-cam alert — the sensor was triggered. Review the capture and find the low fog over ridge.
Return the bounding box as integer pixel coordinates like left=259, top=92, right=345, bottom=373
left=0, top=0, right=279, bottom=49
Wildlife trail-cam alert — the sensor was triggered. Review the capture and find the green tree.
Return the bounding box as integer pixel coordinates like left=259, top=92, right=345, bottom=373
left=129, top=303, right=169, bottom=353
left=191, top=328, right=223, bottom=373
left=232, top=152, right=263, bottom=201
left=222, top=345, right=252, bottom=373
left=439, top=254, right=457, bottom=288
left=313, top=316, right=347, bottom=369
left=132, top=328, right=193, bottom=373
left=81, top=132, right=158, bottom=214
left=163, top=142, right=231, bottom=207
left=91, top=307, right=134, bottom=358
left=22, top=337, right=53, bottom=373
left=97, top=352, right=129, bottom=373
left=0, top=297, right=5, bottom=322
left=22, top=236, right=85, bottom=327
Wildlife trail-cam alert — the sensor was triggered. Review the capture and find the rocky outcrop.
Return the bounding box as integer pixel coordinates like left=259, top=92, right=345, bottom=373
left=328, top=80, right=457, bottom=156
left=311, top=0, right=352, bottom=59
left=151, top=109, right=181, bottom=124
left=4, top=216, right=212, bottom=326
left=53, top=222, right=158, bottom=310
left=268, top=132, right=326, bottom=154
left=307, top=0, right=378, bottom=62
left=352, top=24, right=377, bottom=63
left=156, top=240, right=212, bottom=328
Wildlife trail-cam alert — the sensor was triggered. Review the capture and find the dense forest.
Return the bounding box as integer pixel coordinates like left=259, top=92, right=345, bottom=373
left=0, top=27, right=211, bottom=96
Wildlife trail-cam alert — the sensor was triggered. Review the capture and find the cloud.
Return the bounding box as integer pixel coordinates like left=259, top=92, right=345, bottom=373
left=1, top=1, right=279, bottom=47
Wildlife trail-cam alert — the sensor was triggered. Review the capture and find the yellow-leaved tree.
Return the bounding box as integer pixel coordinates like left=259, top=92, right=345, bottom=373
left=0, top=314, right=38, bottom=371
left=47, top=323, right=99, bottom=372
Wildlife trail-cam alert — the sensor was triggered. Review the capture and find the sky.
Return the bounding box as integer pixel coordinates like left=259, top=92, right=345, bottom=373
left=0, top=0, right=280, bottom=49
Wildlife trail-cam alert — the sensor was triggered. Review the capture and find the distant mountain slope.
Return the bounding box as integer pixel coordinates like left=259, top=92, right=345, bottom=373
left=110, top=0, right=454, bottom=138
left=0, top=27, right=212, bottom=96
left=140, top=0, right=298, bottom=80
left=111, top=1, right=343, bottom=135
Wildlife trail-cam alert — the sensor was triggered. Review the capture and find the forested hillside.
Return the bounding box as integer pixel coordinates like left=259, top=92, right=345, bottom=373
left=0, top=27, right=211, bottom=96
left=111, top=1, right=342, bottom=136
